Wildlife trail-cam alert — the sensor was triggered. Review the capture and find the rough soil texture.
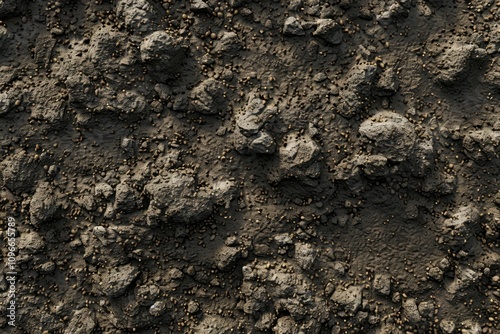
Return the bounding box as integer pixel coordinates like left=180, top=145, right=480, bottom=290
left=0, top=0, right=500, bottom=333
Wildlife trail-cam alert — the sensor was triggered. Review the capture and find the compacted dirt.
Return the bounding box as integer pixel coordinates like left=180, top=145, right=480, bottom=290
left=0, top=0, right=500, bottom=333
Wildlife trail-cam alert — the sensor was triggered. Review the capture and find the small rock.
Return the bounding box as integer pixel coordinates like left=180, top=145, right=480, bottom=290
left=18, top=231, right=45, bottom=254
left=114, top=182, right=141, bottom=213
left=64, top=308, right=95, bottom=334
left=154, top=83, right=172, bottom=100
left=212, top=31, right=242, bottom=55
left=74, top=194, right=96, bottom=212
left=145, top=171, right=235, bottom=224
left=253, top=244, right=272, bottom=257
left=356, top=154, right=389, bottom=177
left=344, top=63, right=378, bottom=92
left=104, top=202, right=116, bottom=219
left=116, top=0, right=156, bottom=33
left=359, top=111, right=416, bottom=162
left=331, top=285, right=363, bottom=314
left=101, top=264, right=140, bottom=298
left=215, top=246, right=241, bottom=271
left=402, top=298, right=422, bottom=324
left=88, top=26, right=126, bottom=71
left=435, top=43, right=476, bottom=85
left=248, top=131, right=276, bottom=154
left=95, top=182, right=114, bottom=199
left=294, top=242, right=316, bottom=270
left=442, top=205, right=479, bottom=246
left=427, top=266, right=443, bottom=281
left=33, top=32, right=56, bottom=69
left=417, top=301, right=434, bottom=318
left=236, top=93, right=277, bottom=136
left=172, top=93, right=189, bottom=111
left=107, top=90, right=148, bottom=120
left=121, top=138, right=138, bottom=156
left=338, top=63, right=378, bottom=118
left=375, top=68, right=399, bottom=96
left=332, top=262, right=346, bottom=276
left=392, top=291, right=401, bottom=303
left=446, top=266, right=479, bottom=295
left=271, top=132, right=321, bottom=182
left=280, top=298, right=307, bottom=321
left=140, top=31, right=187, bottom=82
left=225, top=235, right=239, bottom=246
left=166, top=268, right=184, bottom=281
left=1, top=151, right=41, bottom=195
left=440, top=319, right=455, bottom=334
left=191, top=0, right=210, bottom=11
left=438, top=257, right=451, bottom=271
left=373, top=273, right=391, bottom=296
left=191, top=78, right=227, bottom=115
left=283, top=17, right=305, bottom=36
left=135, top=284, right=160, bottom=306
left=408, top=138, right=434, bottom=177
left=0, top=92, right=13, bottom=115
left=47, top=165, right=60, bottom=178
left=333, top=160, right=364, bottom=193
left=462, top=129, right=500, bottom=164
left=187, top=300, right=200, bottom=314
left=376, top=1, right=410, bottom=22
left=313, top=72, right=328, bottom=83
left=275, top=233, right=293, bottom=246
left=313, top=19, right=343, bottom=45
left=92, top=225, right=107, bottom=238
left=273, top=316, right=299, bottom=334
left=210, top=278, right=221, bottom=287
left=30, top=182, right=59, bottom=226
left=186, top=266, right=196, bottom=276
left=149, top=301, right=167, bottom=317
left=36, top=261, right=56, bottom=274
left=255, top=311, right=276, bottom=331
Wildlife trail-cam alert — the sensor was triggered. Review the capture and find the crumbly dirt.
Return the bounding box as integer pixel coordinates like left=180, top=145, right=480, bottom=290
left=0, top=0, right=499, bottom=333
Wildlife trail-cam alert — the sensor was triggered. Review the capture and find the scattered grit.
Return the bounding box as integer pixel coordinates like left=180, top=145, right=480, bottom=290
left=0, top=0, right=500, bottom=333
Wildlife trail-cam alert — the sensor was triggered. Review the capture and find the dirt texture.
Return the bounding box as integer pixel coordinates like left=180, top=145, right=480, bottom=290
left=0, top=0, right=500, bottom=333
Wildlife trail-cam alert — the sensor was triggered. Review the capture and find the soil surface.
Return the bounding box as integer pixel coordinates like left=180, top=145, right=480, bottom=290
left=0, top=0, right=500, bottom=333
